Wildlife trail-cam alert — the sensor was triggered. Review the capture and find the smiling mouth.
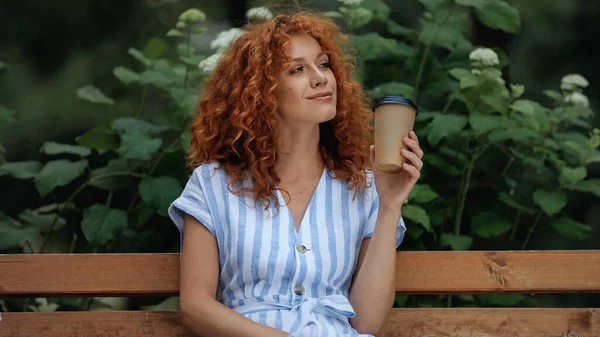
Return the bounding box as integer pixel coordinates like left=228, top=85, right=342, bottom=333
left=311, top=94, right=332, bottom=100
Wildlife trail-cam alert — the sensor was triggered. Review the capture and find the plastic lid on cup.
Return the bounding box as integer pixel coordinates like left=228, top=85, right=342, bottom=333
left=372, top=96, right=418, bottom=115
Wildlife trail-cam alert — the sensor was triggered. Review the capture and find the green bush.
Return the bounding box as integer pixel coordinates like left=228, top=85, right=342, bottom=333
left=0, top=0, right=598, bottom=311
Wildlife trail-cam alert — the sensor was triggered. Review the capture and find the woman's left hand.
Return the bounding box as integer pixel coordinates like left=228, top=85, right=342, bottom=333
left=370, top=131, right=423, bottom=212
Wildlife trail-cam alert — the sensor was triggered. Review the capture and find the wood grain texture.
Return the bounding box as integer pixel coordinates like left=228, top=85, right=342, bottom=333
left=0, top=253, right=180, bottom=297
left=379, top=308, right=600, bottom=337
left=1, top=251, right=599, bottom=297
left=395, top=250, right=600, bottom=294
left=1, top=308, right=598, bottom=337
left=0, top=311, right=188, bottom=337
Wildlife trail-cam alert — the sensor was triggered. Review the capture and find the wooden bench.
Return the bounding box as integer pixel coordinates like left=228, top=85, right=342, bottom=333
left=1, top=250, right=599, bottom=336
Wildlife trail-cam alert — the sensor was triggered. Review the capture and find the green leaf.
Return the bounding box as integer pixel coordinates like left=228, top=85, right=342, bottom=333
left=143, top=38, right=169, bottom=59
left=324, top=11, right=343, bottom=18
left=346, top=8, right=374, bottom=28
left=179, top=8, right=206, bottom=22
left=509, top=148, right=544, bottom=169
left=0, top=215, right=40, bottom=251
left=498, top=193, right=536, bottom=215
left=474, top=0, right=521, bottom=33
left=550, top=217, right=592, bottom=240
left=511, top=99, right=547, bottom=116
left=480, top=93, right=509, bottom=115
left=488, top=128, right=538, bottom=144
left=419, top=0, right=449, bottom=11
left=420, top=20, right=470, bottom=50
left=427, top=114, right=469, bottom=146
left=351, top=33, right=416, bottom=61
left=128, top=48, right=152, bottom=67
left=118, top=130, right=162, bottom=161
left=177, top=43, right=196, bottom=57
left=166, top=29, right=185, bottom=37
left=138, top=70, right=177, bottom=88
left=469, top=113, right=503, bottom=136
left=113, top=67, right=140, bottom=85
left=402, top=205, right=431, bottom=232
left=558, top=166, right=587, bottom=186
left=478, top=294, right=523, bottom=306
left=180, top=131, right=192, bottom=151
left=471, top=212, right=511, bottom=238
left=386, top=20, right=418, bottom=37
left=423, top=154, right=462, bottom=176
left=570, top=179, right=600, bottom=197
left=111, top=118, right=169, bottom=135
left=76, top=126, right=119, bottom=150
left=408, top=184, right=439, bottom=203
left=449, top=68, right=471, bottom=80
left=440, top=233, right=473, bottom=250
left=34, top=160, right=88, bottom=197
left=543, top=90, right=563, bottom=101
left=368, top=82, right=414, bottom=100
left=76, top=85, right=115, bottom=105
left=460, top=74, right=480, bottom=89
left=0, top=60, right=7, bottom=70
left=139, top=177, right=183, bottom=217
left=361, top=0, right=391, bottom=20
left=89, top=159, right=135, bottom=191
left=141, top=297, right=180, bottom=311
left=81, top=204, right=128, bottom=245
left=0, top=161, right=43, bottom=179
left=18, top=210, right=66, bottom=233
left=533, top=190, right=567, bottom=216
left=406, top=225, right=425, bottom=240
left=510, top=84, right=525, bottom=98
left=394, top=295, right=408, bottom=306
left=455, top=0, right=486, bottom=8
left=0, top=105, right=16, bottom=122
left=40, top=141, right=92, bottom=157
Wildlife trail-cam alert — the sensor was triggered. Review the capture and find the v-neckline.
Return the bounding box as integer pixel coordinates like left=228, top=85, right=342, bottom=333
left=275, top=166, right=327, bottom=235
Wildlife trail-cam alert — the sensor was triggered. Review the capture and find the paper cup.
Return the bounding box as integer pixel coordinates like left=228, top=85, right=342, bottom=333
left=372, top=96, right=418, bottom=174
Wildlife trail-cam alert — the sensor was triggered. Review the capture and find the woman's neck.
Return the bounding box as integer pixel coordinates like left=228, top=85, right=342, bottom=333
left=275, top=124, right=324, bottom=183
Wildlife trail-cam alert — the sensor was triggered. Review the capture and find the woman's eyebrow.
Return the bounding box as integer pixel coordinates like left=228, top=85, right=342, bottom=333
left=291, top=51, right=327, bottom=62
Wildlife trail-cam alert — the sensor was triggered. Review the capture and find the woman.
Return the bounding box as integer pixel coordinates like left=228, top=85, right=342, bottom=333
left=168, top=11, right=423, bottom=337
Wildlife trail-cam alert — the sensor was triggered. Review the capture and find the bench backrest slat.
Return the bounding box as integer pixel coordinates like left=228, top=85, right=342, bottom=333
left=395, top=250, right=600, bottom=294
left=2, top=251, right=600, bottom=297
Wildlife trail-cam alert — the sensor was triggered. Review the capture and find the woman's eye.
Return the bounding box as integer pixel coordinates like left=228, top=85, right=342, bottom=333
left=291, top=66, right=304, bottom=73
left=319, top=62, right=331, bottom=68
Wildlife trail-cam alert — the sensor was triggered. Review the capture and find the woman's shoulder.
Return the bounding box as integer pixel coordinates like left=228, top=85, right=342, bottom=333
left=189, top=160, right=225, bottom=180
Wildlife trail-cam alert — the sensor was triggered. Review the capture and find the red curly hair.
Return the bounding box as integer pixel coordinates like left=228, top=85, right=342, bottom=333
left=188, top=11, right=373, bottom=209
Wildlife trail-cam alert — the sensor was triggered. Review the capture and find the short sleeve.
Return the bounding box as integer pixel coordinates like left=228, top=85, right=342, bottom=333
left=168, top=168, right=216, bottom=248
left=363, top=175, right=406, bottom=248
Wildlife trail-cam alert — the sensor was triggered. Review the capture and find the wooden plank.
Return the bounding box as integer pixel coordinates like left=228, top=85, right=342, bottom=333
left=379, top=308, right=600, bottom=337
left=1, top=308, right=598, bottom=337
left=395, top=250, right=600, bottom=294
left=2, top=251, right=600, bottom=297
left=0, top=254, right=180, bottom=297
left=0, top=311, right=187, bottom=337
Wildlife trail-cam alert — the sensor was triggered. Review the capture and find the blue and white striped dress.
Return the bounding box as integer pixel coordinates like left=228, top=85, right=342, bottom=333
left=168, top=161, right=406, bottom=337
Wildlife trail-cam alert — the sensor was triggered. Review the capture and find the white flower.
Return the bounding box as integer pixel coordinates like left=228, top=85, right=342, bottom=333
left=469, top=48, right=499, bottom=66
left=471, top=69, right=481, bottom=75
left=564, top=92, right=590, bottom=107
left=338, top=0, right=363, bottom=5
left=199, top=52, right=223, bottom=72
left=561, top=74, right=589, bottom=91
left=210, top=27, right=244, bottom=51
left=246, top=6, right=274, bottom=21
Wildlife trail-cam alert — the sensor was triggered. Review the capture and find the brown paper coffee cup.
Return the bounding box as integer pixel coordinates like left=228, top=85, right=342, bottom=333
left=372, top=96, right=418, bottom=174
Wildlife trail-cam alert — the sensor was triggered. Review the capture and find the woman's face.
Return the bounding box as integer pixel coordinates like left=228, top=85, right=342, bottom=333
left=273, top=34, right=337, bottom=127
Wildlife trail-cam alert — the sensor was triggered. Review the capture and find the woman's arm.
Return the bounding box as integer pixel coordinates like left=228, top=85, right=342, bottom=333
left=179, top=213, right=289, bottom=337
left=347, top=206, right=401, bottom=335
